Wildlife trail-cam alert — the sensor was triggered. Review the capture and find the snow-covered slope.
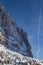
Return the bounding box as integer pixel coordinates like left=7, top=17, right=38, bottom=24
left=0, top=45, right=42, bottom=65
left=0, top=5, right=33, bottom=57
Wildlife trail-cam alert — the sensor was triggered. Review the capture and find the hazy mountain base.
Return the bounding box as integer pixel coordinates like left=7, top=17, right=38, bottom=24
left=0, top=45, right=42, bottom=65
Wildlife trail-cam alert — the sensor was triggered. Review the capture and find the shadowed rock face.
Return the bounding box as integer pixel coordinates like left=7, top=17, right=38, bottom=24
left=0, top=6, right=33, bottom=57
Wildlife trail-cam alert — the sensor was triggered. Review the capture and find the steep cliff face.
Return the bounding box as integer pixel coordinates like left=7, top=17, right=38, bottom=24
left=0, top=6, right=33, bottom=57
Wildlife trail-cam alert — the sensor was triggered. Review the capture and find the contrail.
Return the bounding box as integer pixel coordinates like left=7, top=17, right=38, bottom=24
left=37, top=3, right=42, bottom=59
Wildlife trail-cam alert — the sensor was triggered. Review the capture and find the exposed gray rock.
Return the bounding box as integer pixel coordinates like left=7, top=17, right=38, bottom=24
left=0, top=5, right=33, bottom=57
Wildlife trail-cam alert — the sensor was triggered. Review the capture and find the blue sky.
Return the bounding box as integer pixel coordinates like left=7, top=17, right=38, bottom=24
left=0, top=0, right=43, bottom=60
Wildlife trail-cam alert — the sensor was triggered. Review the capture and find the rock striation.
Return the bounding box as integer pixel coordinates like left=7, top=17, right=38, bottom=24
left=0, top=5, right=33, bottom=57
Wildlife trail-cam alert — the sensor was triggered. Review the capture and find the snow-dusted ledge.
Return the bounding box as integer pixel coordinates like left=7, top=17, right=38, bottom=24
left=0, top=45, right=42, bottom=65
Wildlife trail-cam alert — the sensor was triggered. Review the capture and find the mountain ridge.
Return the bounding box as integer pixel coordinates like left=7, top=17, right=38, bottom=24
left=0, top=5, right=33, bottom=57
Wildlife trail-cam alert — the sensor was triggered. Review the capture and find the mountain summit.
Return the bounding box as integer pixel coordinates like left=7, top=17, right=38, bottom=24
left=0, top=5, right=33, bottom=57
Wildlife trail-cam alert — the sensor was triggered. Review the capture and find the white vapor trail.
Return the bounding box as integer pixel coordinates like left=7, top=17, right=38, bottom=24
left=37, top=7, right=42, bottom=59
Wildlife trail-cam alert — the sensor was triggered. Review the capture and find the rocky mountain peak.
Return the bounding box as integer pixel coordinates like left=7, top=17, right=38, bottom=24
left=0, top=5, right=33, bottom=57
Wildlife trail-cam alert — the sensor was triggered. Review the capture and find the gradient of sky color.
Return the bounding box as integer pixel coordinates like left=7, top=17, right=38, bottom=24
left=0, top=0, right=43, bottom=60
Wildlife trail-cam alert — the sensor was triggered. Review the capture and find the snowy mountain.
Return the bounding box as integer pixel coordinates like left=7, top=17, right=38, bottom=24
left=0, top=5, right=43, bottom=65
left=0, top=5, right=33, bottom=57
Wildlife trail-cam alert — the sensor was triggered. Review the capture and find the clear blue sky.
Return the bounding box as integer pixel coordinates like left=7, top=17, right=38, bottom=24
left=0, top=0, right=43, bottom=60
